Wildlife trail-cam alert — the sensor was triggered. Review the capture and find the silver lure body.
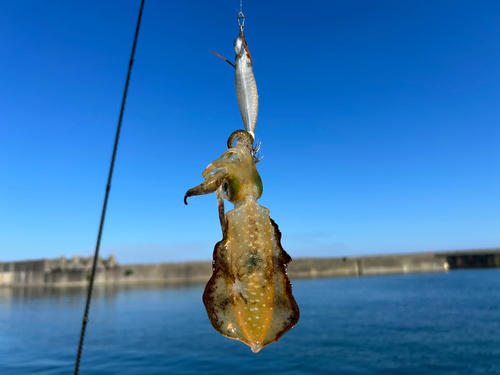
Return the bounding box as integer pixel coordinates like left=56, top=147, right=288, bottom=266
left=234, top=31, right=258, bottom=138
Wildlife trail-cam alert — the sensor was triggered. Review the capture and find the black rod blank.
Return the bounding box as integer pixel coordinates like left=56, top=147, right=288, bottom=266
left=74, top=1, right=145, bottom=373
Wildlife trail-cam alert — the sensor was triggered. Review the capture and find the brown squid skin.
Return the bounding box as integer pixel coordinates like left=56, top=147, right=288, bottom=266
left=185, top=130, right=299, bottom=353
left=204, top=215, right=299, bottom=353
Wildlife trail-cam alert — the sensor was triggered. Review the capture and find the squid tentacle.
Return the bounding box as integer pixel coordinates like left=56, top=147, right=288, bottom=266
left=227, top=129, right=254, bottom=149
left=227, top=129, right=262, bottom=165
left=184, top=168, right=229, bottom=205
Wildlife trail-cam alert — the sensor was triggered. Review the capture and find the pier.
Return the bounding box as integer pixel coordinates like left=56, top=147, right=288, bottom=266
left=1, top=249, right=499, bottom=287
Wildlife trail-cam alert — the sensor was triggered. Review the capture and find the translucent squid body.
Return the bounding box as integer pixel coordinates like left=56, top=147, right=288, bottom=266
left=184, top=130, right=299, bottom=353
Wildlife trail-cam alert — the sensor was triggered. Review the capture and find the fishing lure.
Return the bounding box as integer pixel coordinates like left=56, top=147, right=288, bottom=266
left=184, top=130, right=299, bottom=353
left=211, top=12, right=258, bottom=138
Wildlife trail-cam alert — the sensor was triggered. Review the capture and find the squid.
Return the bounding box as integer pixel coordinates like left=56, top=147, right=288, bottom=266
left=184, top=130, right=299, bottom=353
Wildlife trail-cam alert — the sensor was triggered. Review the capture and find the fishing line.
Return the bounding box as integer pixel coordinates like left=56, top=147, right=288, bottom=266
left=73, top=1, right=145, bottom=374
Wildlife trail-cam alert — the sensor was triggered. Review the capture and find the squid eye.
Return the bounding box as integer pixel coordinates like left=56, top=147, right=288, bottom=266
left=222, top=181, right=230, bottom=200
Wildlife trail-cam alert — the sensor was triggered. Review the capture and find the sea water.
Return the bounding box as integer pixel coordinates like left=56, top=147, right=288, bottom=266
left=0, top=269, right=499, bottom=374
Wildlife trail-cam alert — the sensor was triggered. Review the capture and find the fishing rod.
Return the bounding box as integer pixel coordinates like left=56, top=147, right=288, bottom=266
left=73, top=1, right=145, bottom=373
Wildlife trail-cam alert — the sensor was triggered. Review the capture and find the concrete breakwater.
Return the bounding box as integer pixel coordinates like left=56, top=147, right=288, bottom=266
left=1, top=249, right=499, bottom=287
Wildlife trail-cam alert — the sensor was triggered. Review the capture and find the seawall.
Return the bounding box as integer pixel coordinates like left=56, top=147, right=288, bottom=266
left=1, top=249, right=499, bottom=287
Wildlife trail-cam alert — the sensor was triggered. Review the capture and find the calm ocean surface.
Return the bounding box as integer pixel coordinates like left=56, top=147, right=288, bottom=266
left=1, top=269, right=499, bottom=374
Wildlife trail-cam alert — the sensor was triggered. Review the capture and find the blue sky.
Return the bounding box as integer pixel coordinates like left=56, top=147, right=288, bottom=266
left=1, top=1, right=499, bottom=263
